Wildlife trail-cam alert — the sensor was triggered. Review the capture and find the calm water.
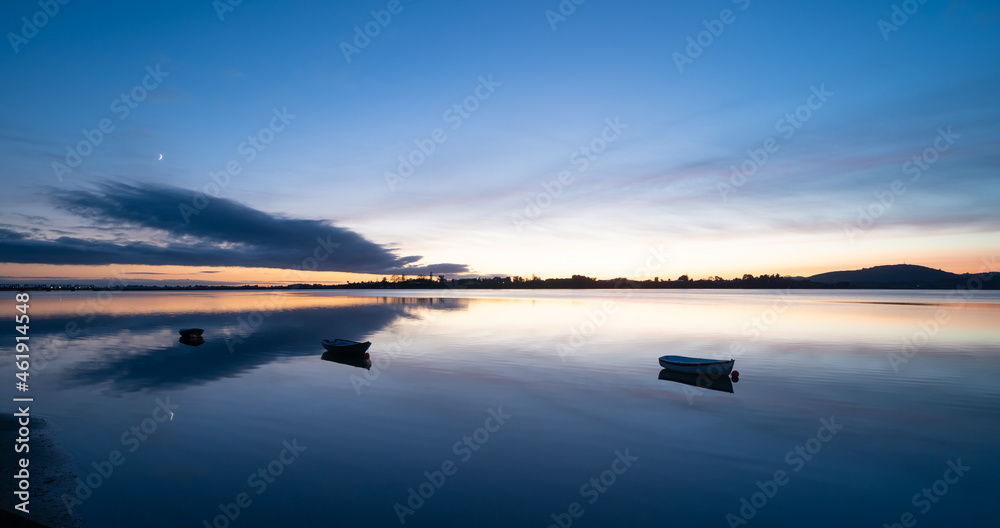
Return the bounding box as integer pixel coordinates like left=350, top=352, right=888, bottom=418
left=3, top=289, right=999, bottom=527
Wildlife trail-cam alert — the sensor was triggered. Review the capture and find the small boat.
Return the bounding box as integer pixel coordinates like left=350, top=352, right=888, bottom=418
left=179, top=328, right=204, bottom=337
left=321, top=351, right=372, bottom=370
left=658, top=369, right=734, bottom=393
left=658, top=355, right=734, bottom=377
left=321, top=339, right=372, bottom=355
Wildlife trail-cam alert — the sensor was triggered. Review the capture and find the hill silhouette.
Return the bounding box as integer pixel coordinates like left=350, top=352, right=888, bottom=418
left=808, top=264, right=958, bottom=285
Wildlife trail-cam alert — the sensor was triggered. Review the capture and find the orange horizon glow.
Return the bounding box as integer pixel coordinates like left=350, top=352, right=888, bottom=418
left=0, top=252, right=995, bottom=286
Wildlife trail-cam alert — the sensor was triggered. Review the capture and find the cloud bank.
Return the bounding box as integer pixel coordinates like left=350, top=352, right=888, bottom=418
left=0, top=182, right=468, bottom=276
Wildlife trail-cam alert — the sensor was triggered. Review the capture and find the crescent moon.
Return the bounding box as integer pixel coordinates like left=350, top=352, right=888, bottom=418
left=158, top=154, right=163, bottom=160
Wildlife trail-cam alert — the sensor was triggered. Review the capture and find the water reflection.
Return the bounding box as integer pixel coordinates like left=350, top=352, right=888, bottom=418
left=321, top=350, right=372, bottom=370
left=6, top=290, right=1000, bottom=528
left=56, top=295, right=469, bottom=392
left=30, top=290, right=416, bottom=317
left=658, top=368, right=735, bottom=394
left=178, top=334, right=205, bottom=346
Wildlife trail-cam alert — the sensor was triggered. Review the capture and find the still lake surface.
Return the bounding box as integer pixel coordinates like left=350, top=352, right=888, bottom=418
left=4, top=289, right=999, bottom=527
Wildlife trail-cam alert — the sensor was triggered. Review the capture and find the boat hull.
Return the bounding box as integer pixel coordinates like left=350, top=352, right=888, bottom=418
left=321, top=340, right=372, bottom=356
left=658, top=355, right=734, bottom=377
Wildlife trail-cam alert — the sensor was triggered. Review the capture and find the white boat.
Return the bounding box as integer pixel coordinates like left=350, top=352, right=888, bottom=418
left=658, top=355, right=735, bottom=377
left=321, top=339, right=372, bottom=355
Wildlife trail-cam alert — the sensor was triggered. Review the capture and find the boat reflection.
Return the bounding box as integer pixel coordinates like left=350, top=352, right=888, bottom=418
left=321, top=350, right=372, bottom=370
left=178, top=335, right=205, bottom=347
left=59, top=297, right=469, bottom=393
left=658, top=369, right=734, bottom=394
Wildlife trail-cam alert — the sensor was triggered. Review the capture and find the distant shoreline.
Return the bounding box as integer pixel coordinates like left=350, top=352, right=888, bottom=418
left=5, top=265, right=998, bottom=292
left=4, top=280, right=998, bottom=292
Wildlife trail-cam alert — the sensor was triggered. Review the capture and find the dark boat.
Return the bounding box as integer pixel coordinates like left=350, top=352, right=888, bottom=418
left=658, top=369, right=734, bottom=394
left=321, top=351, right=372, bottom=370
left=321, top=339, right=372, bottom=355
left=658, top=355, right=734, bottom=377
left=179, top=328, right=204, bottom=337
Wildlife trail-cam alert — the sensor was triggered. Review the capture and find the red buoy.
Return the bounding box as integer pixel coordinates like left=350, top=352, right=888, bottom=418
left=731, top=370, right=740, bottom=382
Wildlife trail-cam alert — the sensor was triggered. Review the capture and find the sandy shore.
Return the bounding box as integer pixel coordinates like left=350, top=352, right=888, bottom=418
left=0, top=413, right=82, bottom=528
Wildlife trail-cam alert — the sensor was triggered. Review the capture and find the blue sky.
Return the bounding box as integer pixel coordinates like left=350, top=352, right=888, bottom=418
left=1, top=0, right=998, bottom=283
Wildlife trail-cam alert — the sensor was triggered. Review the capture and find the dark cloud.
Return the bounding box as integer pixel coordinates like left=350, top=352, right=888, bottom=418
left=1, top=181, right=468, bottom=275
left=0, top=228, right=27, bottom=241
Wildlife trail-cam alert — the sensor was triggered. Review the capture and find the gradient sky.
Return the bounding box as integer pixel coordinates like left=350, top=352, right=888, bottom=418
left=1, top=0, right=998, bottom=284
